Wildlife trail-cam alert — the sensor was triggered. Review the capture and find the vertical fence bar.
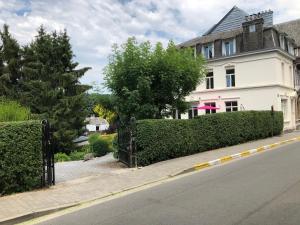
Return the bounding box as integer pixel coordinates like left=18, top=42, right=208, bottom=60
left=41, top=119, right=55, bottom=187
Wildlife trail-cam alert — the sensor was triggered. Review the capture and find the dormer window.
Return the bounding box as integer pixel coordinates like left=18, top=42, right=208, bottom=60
left=202, top=43, right=214, bottom=59
left=279, top=35, right=285, bottom=50
left=222, top=38, right=236, bottom=56
left=287, top=41, right=294, bottom=55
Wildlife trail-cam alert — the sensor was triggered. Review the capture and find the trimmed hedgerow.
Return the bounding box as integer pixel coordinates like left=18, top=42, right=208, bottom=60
left=135, top=111, right=283, bottom=166
left=0, top=120, right=43, bottom=195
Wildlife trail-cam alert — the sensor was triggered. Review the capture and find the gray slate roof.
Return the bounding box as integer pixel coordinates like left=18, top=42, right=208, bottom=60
left=178, top=29, right=243, bottom=48
left=204, top=6, right=248, bottom=35
left=274, top=19, right=300, bottom=47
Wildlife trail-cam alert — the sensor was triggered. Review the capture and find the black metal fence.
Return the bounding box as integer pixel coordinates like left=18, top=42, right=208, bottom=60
left=117, top=117, right=137, bottom=167
left=41, top=120, right=55, bottom=187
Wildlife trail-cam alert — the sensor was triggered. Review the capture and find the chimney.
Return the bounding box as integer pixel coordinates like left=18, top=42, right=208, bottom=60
left=242, top=12, right=265, bottom=51
left=260, top=10, right=273, bottom=27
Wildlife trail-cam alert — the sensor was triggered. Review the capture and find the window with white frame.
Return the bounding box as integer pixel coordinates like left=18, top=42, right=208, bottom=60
left=202, top=43, right=214, bottom=59
left=281, top=99, right=288, bottom=121
left=225, top=101, right=238, bottom=112
left=205, top=71, right=214, bottom=89
left=279, top=35, right=286, bottom=50
left=226, top=69, right=235, bottom=87
left=222, top=39, right=236, bottom=56
left=204, top=102, right=216, bottom=114
left=287, top=41, right=294, bottom=55
left=249, top=24, right=256, bottom=32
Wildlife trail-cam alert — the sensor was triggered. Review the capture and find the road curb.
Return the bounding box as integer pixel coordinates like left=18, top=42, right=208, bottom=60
left=4, top=136, right=300, bottom=225
left=191, top=136, right=300, bottom=172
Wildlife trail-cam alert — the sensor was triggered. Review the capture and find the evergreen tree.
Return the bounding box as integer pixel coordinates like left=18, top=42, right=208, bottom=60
left=0, top=25, right=22, bottom=98
left=21, top=27, right=90, bottom=152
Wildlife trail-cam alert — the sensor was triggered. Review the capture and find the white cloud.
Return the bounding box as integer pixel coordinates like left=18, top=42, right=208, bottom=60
left=0, top=0, right=299, bottom=91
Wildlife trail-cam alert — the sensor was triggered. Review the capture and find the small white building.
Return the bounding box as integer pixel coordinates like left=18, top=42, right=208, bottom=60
left=85, top=116, right=109, bottom=132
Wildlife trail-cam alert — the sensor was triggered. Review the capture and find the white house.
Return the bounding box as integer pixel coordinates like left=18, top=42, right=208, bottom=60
left=85, top=116, right=109, bottom=132
left=177, top=6, right=300, bottom=131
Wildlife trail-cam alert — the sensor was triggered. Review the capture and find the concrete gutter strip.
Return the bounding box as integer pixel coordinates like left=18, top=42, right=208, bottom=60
left=191, top=136, right=300, bottom=172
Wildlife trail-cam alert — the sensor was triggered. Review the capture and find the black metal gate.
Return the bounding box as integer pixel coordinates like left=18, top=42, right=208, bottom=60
left=41, top=120, right=55, bottom=187
left=117, top=117, right=137, bottom=167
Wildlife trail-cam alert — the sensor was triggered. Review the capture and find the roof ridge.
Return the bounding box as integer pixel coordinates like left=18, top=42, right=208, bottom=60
left=275, top=18, right=300, bottom=26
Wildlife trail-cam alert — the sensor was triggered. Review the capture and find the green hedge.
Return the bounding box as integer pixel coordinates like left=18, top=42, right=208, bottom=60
left=0, top=120, right=43, bottom=195
left=135, top=111, right=283, bottom=166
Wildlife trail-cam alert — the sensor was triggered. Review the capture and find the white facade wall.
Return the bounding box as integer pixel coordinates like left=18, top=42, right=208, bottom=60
left=86, top=124, right=109, bottom=132
left=183, top=50, right=297, bottom=130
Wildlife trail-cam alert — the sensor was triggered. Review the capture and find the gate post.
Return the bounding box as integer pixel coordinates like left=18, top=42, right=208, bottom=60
left=41, top=120, right=55, bottom=187
left=129, top=117, right=137, bottom=168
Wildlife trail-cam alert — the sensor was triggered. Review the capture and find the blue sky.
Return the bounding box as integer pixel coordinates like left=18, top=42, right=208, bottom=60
left=0, top=0, right=299, bottom=92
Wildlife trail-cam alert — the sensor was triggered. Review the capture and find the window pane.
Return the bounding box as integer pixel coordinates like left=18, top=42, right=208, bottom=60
left=232, top=101, right=237, bottom=107
left=212, top=109, right=216, bottom=113
left=204, top=47, right=209, bottom=58
left=249, top=25, right=256, bottom=32
left=225, top=42, right=229, bottom=55
left=231, top=75, right=235, bottom=87
left=211, top=78, right=214, bottom=89
left=211, top=102, right=216, bottom=107
left=225, top=102, right=231, bottom=107
left=193, top=109, right=198, bottom=117
left=226, top=69, right=234, bottom=74
left=205, top=109, right=210, bottom=114
left=226, top=108, right=231, bottom=112
left=230, top=41, right=234, bottom=54
left=188, top=109, right=193, bottom=119
left=206, top=78, right=209, bottom=89
left=207, top=72, right=213, bottom=77
left=226, top=75, right=231, bottom=87
left=233, top=107, right=238, bottom=111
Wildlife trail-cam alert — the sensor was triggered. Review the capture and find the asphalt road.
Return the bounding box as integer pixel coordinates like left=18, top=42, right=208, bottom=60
left=38, top=141, right=300, bottom=225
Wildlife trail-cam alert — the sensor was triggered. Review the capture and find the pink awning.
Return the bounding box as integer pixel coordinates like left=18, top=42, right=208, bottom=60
left=193, top=105, right=220, bottom=110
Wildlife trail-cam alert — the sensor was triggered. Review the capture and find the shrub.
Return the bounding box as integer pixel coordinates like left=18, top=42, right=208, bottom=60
left=88, top=133, right=100, bottom=145
left=88, top=133, right=116, bottom=157
left=0, top=99, right=31, bottom=122
left=0, top=120, right=42, bottom=195
left=101, top=133, right=117, bottom=152
left=54, top=153, right=71, bottom=162
left=135, top=111, right=283, bottom=166
left=69, top=151, right=86, bottom=161
left=91, top=139, right=110, bottom=157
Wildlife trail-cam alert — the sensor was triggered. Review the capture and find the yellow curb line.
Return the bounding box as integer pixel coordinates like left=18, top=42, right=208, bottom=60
left=193, top=136, right=300, bottom=171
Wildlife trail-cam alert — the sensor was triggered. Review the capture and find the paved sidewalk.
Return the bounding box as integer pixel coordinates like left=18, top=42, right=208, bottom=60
left=1, top=131, right=300, bottom=224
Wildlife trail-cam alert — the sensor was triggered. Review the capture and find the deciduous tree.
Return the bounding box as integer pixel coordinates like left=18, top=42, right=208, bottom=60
left=104, top=37, right=206, bottom=121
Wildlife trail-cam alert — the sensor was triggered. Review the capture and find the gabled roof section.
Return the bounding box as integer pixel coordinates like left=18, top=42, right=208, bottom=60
left=274, top=19, right=300, bottom=47
left=204, top=6, right=248, bottom=36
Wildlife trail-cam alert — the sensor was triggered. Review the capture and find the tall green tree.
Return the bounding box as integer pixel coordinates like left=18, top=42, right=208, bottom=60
left=104, top=37, right=206, bottom=121
left=21, top=27, right=90, bottom=152
left=0, top=25, right=22, bottom=98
